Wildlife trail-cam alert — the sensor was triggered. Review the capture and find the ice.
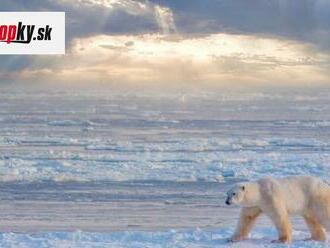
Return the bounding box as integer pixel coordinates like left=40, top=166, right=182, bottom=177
left=0, top=228, right=327, bottom=248
left=48, top=120, right=85, bottom=126
left=1, top=89, right=330, bottom=247
left=1, top=89, right=330, bottom=183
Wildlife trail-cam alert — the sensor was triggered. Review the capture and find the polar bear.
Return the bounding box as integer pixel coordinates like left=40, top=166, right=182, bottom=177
left=226, top=176, right=330, bottom=243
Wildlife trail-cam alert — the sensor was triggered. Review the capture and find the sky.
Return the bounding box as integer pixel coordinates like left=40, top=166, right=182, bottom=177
left=1, top=0, right=330, bottom=90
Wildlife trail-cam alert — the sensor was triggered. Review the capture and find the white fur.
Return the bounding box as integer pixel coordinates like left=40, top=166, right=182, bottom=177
left=226, top=176, right=330, bottom=243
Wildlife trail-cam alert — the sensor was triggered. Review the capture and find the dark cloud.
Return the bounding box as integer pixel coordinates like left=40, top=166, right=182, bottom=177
left=1, top=0, right=158, bottom=43
left=2, top=0, right=329, bottom=46
left=150, top=0, right=330, bottom=50
left=1, top=0, right=330, bottom=78
left=0, top=56, right=33, bottom=71
left=0, top=0, right=158, bottom=74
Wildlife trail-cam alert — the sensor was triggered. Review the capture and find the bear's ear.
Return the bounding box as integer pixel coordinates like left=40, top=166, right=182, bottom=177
left=242, top=186, right=245, bottom=191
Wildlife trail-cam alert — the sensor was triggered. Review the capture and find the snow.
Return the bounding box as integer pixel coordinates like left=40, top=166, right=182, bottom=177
left=0, top=91, right=330, bottom=182
left=1, top=89, right=330, bottom=247
left=0, top=228, right=327, bottom=248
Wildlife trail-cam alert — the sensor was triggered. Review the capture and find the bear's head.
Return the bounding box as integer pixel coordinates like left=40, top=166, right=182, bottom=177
left=225, top=182, right=260, bottom=207
left=225, top=183, right=246, bottom=206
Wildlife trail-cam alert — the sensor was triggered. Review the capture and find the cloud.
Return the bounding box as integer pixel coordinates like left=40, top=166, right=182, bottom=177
left=0, top=0, right=177, bottom=41
left=150, top=0, right=330, bottom=50
left=0, top=0, right=178, bottom=76
left=6, top=33, right=329, bottom=88
left=154, top=5, right=177, bottom=34
left=1, top=0, right=330, bottom=88
left=2, top=0, right=329, bottom=48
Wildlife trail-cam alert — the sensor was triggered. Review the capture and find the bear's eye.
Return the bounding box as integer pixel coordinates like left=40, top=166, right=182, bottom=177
left=233, top=193, right=236, bottom=196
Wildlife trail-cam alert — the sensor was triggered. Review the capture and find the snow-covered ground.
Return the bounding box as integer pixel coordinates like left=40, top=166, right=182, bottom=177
left=1, top=90, right=330, bottom=183
left=0, top=89, right=330, bottom=247
left=1, top=228, right=328, bottom=248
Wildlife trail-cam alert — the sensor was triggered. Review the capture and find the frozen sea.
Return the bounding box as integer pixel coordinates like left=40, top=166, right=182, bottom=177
left=1, top=88, right=330, bottom=247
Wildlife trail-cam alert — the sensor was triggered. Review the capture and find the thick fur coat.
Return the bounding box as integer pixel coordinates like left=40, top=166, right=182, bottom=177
left=226, top=176, right=330, bottom=243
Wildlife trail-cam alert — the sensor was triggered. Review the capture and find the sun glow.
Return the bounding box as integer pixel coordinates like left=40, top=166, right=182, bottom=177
left=13, top=32, right=330, bottom=88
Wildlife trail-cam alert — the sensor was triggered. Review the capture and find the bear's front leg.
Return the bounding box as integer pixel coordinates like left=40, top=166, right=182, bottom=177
left=268, top=206, right=292, bottom=243
left=260, top=183, right=292, bottom=244
left=229, top=207, right=262, bottom=242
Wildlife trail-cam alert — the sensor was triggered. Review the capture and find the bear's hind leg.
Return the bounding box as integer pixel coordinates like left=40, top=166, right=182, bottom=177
left=308, top=192, right=330, bottom=239
left=230, top=207, right=262, bottom=242
left=303, top=213, right=326, bottom=241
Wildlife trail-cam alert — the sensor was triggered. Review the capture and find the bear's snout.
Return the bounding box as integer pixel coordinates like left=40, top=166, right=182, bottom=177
left=225, top=198, right=231, bottom=205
